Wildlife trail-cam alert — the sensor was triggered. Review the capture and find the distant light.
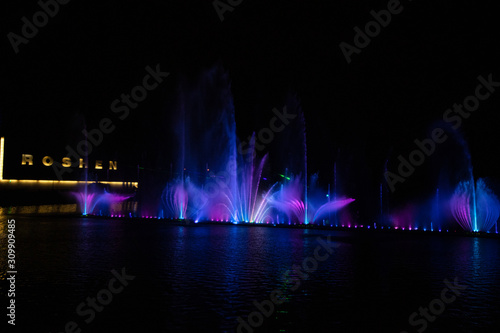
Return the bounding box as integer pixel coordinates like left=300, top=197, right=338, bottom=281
left=263, top=177, right=267, bottom=180
left=0, top=137, right=4, bottom=180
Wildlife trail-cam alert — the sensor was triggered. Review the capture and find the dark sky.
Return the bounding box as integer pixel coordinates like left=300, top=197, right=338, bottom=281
left=1, top=0, right=500, bottom=205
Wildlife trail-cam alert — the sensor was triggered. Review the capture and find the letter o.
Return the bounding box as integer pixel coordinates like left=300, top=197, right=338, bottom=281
left=258, top=128, right=274, bottom=145
left=204, top=181, right=220, bottom=198
left=463, top=96, right=479, bottom=112
left=42, top=156, right=54, bottom=166
left=409, top=150, right=425, bottom=166
left=33, top=11, right=49, bottom=27
left=302, top=257, right=318, bottom=272
left=191, top=194, right=205, bottom=208
left=131, top=86, right=147, bottom=102
left=248, top=311, right=264, bottom=328
left=97, top=289, right=113, bottom=305
left=429, top=298, right=445, bottom=315
left=365, top=20, right=381, bottom=37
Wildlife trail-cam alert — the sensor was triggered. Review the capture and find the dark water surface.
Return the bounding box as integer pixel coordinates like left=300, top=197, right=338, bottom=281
left=1, top=216, right=499, bottom=332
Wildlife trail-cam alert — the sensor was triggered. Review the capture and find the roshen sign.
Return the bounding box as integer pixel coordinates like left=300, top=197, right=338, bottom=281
left=21, top=154, right=117, bottom=170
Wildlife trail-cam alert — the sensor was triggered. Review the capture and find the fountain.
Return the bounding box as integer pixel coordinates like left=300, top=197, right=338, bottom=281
left=158, top=66, right=355, bottom=224
left=266, top=174, right=355, bottom=224
left=451, top=178, right=500, bottom=232
left=71, top=184, right=133, bottom=216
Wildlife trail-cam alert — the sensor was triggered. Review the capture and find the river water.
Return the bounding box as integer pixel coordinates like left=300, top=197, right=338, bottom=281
left=1, top=216, right=499, bottom=332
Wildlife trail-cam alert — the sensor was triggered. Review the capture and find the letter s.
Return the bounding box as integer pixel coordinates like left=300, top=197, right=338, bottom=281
left=76, top=302, right=95, bottom=324
left=110, top=99, right=130, bottom=120
left=409, top=312, right=427, bottom=333
left=443, top=108, right=461, bottom=130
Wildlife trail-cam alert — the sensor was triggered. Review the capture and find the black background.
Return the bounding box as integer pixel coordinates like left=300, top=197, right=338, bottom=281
left=1, top=0, right=500, bottom=212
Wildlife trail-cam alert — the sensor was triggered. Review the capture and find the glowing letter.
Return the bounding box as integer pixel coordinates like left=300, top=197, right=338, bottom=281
left=79, top=158, right=87, bottom=169
left=62, top=157, right=72, bottom=167
left=22, top=154, right=34, bottom=165
left=42, top=155, right=54, bottom=166
left=109, top=161, right=117, bottom=170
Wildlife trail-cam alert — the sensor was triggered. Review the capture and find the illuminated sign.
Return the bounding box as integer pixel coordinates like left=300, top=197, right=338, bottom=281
left=0, top=137, right=137, bottom=185
left=20, top=154, right=117, bottom=170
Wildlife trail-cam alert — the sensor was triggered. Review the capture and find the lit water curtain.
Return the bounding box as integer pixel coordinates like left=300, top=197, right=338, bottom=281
left=162, top=180, right=188, bottom=219
left=312, top=198, right=355, bottom=222
left=475, top=179, right=500, bottom=232
left=71, top=192, right=99, bottom=215
left=451, top=179, right=500, bottom=232
left=71, top=191, right=131, bottom=215
left=239, top=154, right=265, bottom=222
left=217, top=183, right=277, bottom=223
left=451, top=181, right=474, bottom=231
left=100, top=192, right=133, bottom=213
left=216, top=150, right=275, bottom=223
left=268, top=176, right=306, bottom=223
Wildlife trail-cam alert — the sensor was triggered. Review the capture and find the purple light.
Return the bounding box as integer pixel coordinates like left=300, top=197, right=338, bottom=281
left=71, top=190, right=132, bottom=216
left=451, top=179, right=500, bottom=232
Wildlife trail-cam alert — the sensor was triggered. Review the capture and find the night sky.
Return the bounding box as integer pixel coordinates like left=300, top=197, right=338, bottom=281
left=2, top=0, right=500, bottom=211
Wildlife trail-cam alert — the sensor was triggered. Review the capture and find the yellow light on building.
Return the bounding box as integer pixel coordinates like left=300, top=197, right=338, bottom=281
left=0, top=137, right=137, bottom=187
left=0, top=137, right=4, bottom=180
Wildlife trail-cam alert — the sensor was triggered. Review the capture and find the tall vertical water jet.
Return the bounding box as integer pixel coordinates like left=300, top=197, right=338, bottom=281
left=379, top=182, right=383, bottom=219
left=163, top=65, right=239, bottom=221
left=83, top=127, right=89, bottom=215
left=304, top=136, right=308, bottom=224
left=334, top=161, right=338, bottom=225
left=179, top=98, right=186, bottom=219
left=470, top=171, right=478, bottom=231
left=327, top=183, right=331, bottom=224
left=380, top=158, right=388, bottom=223
left=433, top=188, right=439, bottom=228
left=300, top=113, right=308, bottom=224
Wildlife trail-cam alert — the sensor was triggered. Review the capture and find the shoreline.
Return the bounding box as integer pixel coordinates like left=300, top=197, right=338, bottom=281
left=3, top=213, right=499, bottom=239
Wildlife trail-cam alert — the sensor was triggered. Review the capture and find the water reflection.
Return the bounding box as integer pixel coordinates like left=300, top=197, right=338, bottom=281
left=1, top=218, right=499, bottom=332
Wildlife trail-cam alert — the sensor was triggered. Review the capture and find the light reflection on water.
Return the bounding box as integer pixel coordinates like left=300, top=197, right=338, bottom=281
left=0, top=216, right=498, bottom=332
